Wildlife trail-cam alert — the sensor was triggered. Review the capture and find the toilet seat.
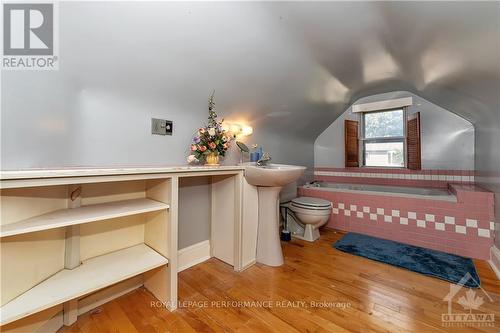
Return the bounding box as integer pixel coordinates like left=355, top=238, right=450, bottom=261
left=287, top=197, right=332, bottom=242
left=289, top=205, right=332, bottom=216
left=291, top=197, right=331, bottom=210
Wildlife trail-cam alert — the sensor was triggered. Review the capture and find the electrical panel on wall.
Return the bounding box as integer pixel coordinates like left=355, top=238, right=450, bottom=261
left=151, top=118, right=173, bottom=136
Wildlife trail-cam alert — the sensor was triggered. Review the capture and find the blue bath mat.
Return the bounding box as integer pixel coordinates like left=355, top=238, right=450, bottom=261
left=334, top=233, right=480, bottom=288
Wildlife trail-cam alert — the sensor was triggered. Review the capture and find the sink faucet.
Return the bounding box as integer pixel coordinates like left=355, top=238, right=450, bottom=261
left=257, top=152, right=271, bottom=166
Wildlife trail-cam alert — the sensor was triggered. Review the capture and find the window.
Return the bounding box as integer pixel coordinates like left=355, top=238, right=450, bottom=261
left=361, top=109, right=405, bottom=167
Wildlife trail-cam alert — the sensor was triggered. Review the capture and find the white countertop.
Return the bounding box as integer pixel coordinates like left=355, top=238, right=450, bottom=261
left=0, top=165, right=245, bottom=180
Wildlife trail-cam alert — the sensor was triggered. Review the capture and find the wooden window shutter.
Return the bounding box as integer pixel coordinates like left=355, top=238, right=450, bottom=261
left=344, top=120, right=359, bottom=167
left=407, top=112, right=421, bottom=170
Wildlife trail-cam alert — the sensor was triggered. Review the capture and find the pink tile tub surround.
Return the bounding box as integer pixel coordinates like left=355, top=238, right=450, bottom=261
left=314, top=167, right=474, bottom=188
left=298, top=183, right=494, bottom=260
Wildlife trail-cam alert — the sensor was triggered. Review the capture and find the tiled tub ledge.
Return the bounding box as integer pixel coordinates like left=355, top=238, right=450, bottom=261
left=448, top=183, right=495, bottom=205
left=303, top=183, right=456, bottom=202
left=314, top=168, right=474, bottom=188
left=298, top=184, right=494, bottom=260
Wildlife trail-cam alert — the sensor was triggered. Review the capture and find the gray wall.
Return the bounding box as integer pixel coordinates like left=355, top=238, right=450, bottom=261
left=1, top=2, right=318, bottom=171
left=1, top=2, right=320, bottom=251
left=178, top=177, right=211, bottom=250
left=476, top=131, right=500, bottom=249
left=2, top=2, right=496, bottom=175
left=474, top=111, right=500, bottom=249
left=315, top=91, right=474, bottom=169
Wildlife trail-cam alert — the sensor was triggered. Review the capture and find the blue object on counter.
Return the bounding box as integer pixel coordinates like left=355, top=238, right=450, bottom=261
left=256, top=147, right=263, bottom=160
left=250, top=152, right=259, bottom=162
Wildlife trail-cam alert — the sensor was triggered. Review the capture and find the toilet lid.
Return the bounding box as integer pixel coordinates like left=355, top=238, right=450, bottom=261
left=291, top=197, right=331, bottom=210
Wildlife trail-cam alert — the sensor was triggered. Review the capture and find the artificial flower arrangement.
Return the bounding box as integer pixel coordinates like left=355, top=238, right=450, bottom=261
left=187, top=92, right=232, bottom=165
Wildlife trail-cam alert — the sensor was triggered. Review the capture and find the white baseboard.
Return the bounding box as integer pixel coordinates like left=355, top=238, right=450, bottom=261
left=240, top=259, right=256, bottom=271
left=178, top=240, right=211, bottom=272
left=488, top=245, right=500, bottom=280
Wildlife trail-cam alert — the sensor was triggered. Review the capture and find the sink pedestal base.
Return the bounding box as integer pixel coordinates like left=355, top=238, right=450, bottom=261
left=256, top=186, right=284, bottom=266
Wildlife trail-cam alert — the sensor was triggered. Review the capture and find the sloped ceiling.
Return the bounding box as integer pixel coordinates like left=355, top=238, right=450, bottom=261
left=265, top=1, right=500, bottom=130
left=1, top=1, right=499, bottom=169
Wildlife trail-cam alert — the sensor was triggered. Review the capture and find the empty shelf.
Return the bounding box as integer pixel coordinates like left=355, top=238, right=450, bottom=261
left=0, top=244, right=168, bottom=325
left=1, top=198, right=169, bottom=237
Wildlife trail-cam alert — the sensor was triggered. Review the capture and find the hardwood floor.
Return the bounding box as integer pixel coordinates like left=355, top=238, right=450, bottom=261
left=60, top=228, right=500, bottom=333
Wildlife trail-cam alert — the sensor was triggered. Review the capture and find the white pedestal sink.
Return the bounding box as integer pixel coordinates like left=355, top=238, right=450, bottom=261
left=242, top=163, right=306, bottom=266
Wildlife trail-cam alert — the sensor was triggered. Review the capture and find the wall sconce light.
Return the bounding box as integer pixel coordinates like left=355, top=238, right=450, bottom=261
left=241, top=126, right=253, bottom=136
left=223, top=123, right=253, bottom=138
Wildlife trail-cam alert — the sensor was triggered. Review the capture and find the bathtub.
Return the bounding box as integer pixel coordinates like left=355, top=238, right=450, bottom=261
left=303, top=181, right=455, bottom=201
left=298, top=182, right=494, bottom=260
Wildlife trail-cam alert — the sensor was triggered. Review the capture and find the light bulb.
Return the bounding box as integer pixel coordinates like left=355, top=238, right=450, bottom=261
left=241, top=126, right=253, bottom=136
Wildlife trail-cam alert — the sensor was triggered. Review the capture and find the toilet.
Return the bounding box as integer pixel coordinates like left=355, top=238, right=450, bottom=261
left=285, top=196, right=332, bottom=242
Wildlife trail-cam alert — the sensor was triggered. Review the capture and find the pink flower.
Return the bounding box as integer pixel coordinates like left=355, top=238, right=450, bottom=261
left=223, top=143, right=228, bottom=149
left=199, top=145, right=207, bottom=152
left=208, top=142, right=216, bottom=149
left=199, top=128, right=206, bottom=134
left=191, top=144, right=197, bottom=151
left=187, top=155, right=198, bottom=164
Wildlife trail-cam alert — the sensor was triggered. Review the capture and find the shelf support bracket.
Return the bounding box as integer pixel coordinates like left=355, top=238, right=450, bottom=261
left=65, top=185, right=81, bottom=269
left=63, top=300, right=78, bottom=326
left=63, top=185, right=82, bottom=326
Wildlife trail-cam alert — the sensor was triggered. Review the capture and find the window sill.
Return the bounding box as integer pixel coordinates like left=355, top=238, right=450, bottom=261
left=360, top=166, right=407, bottom=169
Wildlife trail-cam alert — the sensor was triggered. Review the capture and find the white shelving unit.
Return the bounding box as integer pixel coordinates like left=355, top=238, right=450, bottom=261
left=0, top=176, right=177, bottom=332
left=0, top=244, right=168, bottom=326
left=0, top=166, right=247, bottom=333
left=1, top=198, right=169, bottom=237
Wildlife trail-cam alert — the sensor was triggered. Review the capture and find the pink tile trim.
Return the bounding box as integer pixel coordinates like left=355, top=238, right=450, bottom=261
left=299, top=186, right=494, bottom=260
